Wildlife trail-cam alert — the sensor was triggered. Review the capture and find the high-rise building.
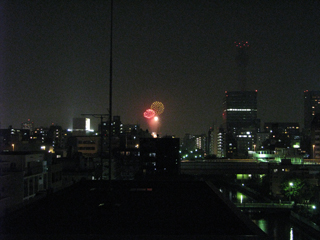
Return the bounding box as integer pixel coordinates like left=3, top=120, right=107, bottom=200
left=223, top=90, right=259, bottom=158
left=47, top=125, right=64, bottom=149
left=304, top=90, right=320, bottom=131
left=207, top=127, right=216, bottom=156
left=217, top=127, right=226, bottom=158
left=195, top=134, right=206, bottom=152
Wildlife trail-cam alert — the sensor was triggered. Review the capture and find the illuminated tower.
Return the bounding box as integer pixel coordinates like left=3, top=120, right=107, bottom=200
left=235, top=41, right=249, bottom=91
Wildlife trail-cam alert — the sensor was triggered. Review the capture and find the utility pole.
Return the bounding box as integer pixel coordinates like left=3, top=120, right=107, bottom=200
left=109, top=0, right=113, bottom=184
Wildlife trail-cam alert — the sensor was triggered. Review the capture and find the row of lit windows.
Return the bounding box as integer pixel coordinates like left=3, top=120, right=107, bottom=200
left=237, top=135, right=252, bottom=138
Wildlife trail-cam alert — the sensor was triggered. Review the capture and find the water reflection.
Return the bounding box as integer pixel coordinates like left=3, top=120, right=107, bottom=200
left=250, top=212, right=317, bottom=240
left=220, top=187, right=254, bottom=204
left=218, top=187, right=317, bottom=240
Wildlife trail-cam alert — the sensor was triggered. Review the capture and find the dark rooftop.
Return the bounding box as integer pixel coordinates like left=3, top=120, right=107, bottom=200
left=1, top=180, right=268, bottom=239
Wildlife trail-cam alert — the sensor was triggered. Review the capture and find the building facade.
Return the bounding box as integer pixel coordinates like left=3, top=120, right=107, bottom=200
left=139, top=137, right=180, bottom=177
left=304, top=90, right=320, bottom=132
left=222, top=90, right=259, bottom=158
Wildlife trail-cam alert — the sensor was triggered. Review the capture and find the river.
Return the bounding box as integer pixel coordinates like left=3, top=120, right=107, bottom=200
left=219, top=186, right=318, bottom=240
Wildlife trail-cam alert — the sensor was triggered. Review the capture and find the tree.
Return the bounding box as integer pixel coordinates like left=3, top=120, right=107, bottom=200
left=281, top=178, right=305, bottom=202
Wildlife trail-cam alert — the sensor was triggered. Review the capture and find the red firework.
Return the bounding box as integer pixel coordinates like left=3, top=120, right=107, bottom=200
left=143, top=109, right=156, bottom=119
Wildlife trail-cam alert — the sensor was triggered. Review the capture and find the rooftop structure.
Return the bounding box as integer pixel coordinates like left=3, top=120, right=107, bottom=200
left=1, top=180, right=267, bottom=239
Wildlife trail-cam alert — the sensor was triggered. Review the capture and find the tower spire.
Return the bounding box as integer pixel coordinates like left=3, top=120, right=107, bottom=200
left=235, top=41, right=249, bottom=91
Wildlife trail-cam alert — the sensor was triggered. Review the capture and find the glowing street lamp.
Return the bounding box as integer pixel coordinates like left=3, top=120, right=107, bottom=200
left=12, top=144, right=14, bottom=152
left=289, top=182, right=294, bottom=202
left=313, top=144, right=315, bottom=158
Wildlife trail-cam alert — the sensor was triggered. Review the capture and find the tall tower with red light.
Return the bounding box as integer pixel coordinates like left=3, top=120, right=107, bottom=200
left=235, top=41, right=249, bottom=91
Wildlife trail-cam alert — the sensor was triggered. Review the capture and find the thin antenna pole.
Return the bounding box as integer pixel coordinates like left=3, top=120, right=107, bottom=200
left=108, top=0, right=113, bottom=183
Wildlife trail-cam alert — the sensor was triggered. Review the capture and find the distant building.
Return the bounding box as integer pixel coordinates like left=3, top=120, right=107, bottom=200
left=217, top=127, right=226, bottom=158
left=264, top=122, right=300, bottom=136
left=99, top=116, right=123, bottom=137
left=304, top=90, right=320, bottom=132
left=31, top=127, right=48, bottom=144
left=255, top=132, right=269, bottom=151
left=222, top=90, right=260, bottom=158
left=0, top=128, right=30, bottom=152
left=180, top=133, right=206, bottom=160
left=67, top=136, right=100, bottom=158
left=195, top=134, right=207, bottom=153
left=310, top=113, right=320, bottom=158
left=181, top=133, right=196, bottom=152
left=207, top=127, right=216, bottom=156
left=139, top=137, right=180, bottom=177
left=263, top=122, right=301, bottom=149
left=47, top=125, right=64, bottom=150
left=113, top=147, right=140, bottom=180
left=72, top=118, right=92, bottom=136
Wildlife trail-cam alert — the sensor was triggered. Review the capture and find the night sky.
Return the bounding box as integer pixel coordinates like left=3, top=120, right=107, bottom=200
left=1, top=0, right=320, bottom=138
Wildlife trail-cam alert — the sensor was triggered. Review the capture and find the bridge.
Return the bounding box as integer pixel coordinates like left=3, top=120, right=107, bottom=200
left=180, top=159, right=320, bottom=175
left=235, top=202, right=294, bottom=210
left=180, top=160, right=269, bottom=174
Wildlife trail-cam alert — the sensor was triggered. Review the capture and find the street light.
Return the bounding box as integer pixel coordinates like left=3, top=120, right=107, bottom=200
left=12, top=144, right=14, bottom=152
left=289, top=182, right=294, bottom=202
left=313, top=144, right=315, bottom=159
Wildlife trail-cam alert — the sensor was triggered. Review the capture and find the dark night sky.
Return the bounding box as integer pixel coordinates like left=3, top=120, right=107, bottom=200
left=1, top=0, right=320, bottom=138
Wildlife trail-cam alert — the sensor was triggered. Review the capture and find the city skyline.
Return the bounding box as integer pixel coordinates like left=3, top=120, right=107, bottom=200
left=1, top=1, right=320, bottom=138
